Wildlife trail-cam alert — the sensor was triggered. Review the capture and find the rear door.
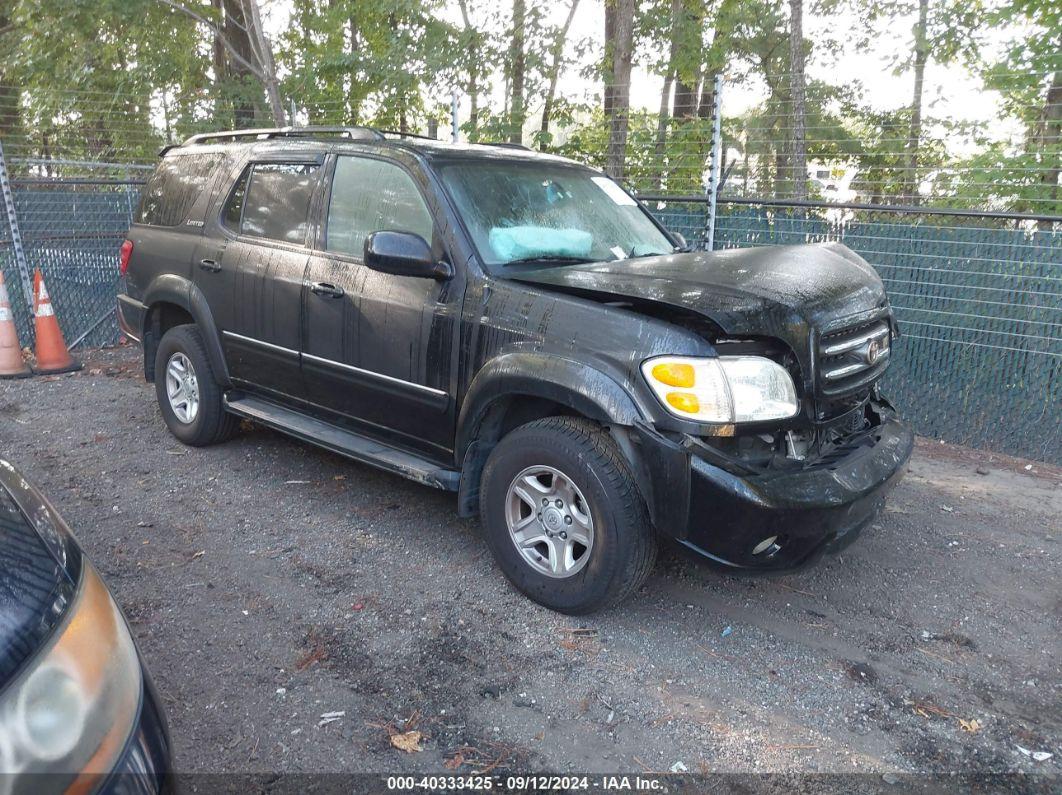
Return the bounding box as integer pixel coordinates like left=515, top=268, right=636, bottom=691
left=210, top=160, right=322, bottom=402
left=301, top=154, right=459, bottom=456
left=127, top=152, right=225, bottom=298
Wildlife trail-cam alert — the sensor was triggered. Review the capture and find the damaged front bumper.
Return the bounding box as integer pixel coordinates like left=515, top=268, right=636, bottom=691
left=632, top=399, right=914, bottom=570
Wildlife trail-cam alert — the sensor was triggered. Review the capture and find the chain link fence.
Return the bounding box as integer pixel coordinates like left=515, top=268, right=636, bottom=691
left=0, top=142, right=1059, bottom=464
left=0, top=157, right=149, bottom=349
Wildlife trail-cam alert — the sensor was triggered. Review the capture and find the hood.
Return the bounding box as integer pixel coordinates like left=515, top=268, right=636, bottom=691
left=0, top=461, right=81, bottom=689
left=509, top=242, right=889, bottom=362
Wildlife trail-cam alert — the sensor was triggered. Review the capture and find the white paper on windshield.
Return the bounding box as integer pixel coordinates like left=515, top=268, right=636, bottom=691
left=592, top=176, right=637, bottom=206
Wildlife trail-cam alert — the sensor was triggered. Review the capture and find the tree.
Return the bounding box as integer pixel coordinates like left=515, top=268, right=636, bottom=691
left=961, top=0, right=1062, bottom=218
left=604, top=0, right=635, bottom=179
left=538, top=0, right=580, bottom=144
left=508, top=0, right=526, bottom=143
left=0, top=0, right=19, bottom=140
left=649, top=0, right=682, bottom=189
left=903, top=0, right=929, bottom=203
left=160, top=0, right=285, bottom=124
left=276, top=0, right=459, bottom=134
left=455, top=0, right=488, bottom=140
left=841, top=0, right=984, bottom=203
left=242, top=0, right=284, bottom=124
left=0, top=0, right=207, bottom=161
left=788, top=0, right=808, bottom=200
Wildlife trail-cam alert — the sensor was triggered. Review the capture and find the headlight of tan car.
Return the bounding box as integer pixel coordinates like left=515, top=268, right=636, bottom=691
left=0, top=562, right=141, bottom=794
left=642, top=355, right=799, bottom=423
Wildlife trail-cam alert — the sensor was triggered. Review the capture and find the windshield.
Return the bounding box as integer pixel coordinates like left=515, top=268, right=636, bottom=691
left=439, top=161, right=676, bottom=270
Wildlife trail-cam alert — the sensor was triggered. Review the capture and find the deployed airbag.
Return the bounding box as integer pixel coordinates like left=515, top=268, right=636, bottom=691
left=489, top=226, right=593, bottom=262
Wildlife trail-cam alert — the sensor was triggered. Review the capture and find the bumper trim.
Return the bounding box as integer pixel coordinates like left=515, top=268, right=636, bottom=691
left=117, top=293, right=147, bottom=342
left=637, top=403, right=913, bottom=571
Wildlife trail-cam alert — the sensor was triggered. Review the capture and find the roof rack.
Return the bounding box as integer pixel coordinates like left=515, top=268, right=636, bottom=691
left=378, top=129, right=438, bottom=141
left=482, top=142, right=533, bottom=151
left=179, top=126, right=385, bottom=147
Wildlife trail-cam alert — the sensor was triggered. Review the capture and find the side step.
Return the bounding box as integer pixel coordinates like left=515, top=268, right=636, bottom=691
left=224, top=395, right=460, bottom=491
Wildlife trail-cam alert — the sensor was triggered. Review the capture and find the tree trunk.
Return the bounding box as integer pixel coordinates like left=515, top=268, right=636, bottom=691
left=603, top=2, right=615, bottom=117
left=605, top=0, right=635, bottom=179
left=787, top=0, right=808, bottom=200
left=456, top=0, right=479, bottom=140
left=652, top=0, right=682, bottom=191
left=210, top=0, right=227, bottom=119
left=347, top=9, right=361, bottom=122
left=1039, top=70, right=1062, bottom=204
left=696, top=75, right=715, bottom=120
left=241, top=0, right=285, bottom=126
left=671, top=0, right=704, bottom=119
left=652, top=74, right=674, bottom=190
left=904, top=0, right=929, bottom=205
left=508, top=0, right=526, bottom=144
left=222, top=0, right=256, bottom=125
left=540, top=0, right=581, bottom=144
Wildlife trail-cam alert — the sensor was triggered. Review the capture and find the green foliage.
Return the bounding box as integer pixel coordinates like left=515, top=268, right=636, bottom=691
left=277, top=0, right=460, bottom=130
left=0, top=0, right=207, bottom=160
left=553, top=109, right=674, bottom=191
left=0, top=0, right=1054, bottom=215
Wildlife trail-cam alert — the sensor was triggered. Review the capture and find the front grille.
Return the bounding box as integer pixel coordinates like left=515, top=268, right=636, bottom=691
left=817, top=318, right=892, bottom=397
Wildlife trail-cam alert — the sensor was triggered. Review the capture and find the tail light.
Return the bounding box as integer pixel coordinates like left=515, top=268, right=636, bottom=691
left=118, top=239, right=133, bottom=276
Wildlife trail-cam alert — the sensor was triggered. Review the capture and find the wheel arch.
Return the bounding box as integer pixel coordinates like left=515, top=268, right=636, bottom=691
left=141, top=276, right=230, bottom=386
left=454, top=353, right=647, bottom=517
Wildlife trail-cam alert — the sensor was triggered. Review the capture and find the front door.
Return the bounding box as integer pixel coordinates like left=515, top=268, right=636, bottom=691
left=215, top=161, right=320, bottom=402
left=301, top=154, right=459, bottom=457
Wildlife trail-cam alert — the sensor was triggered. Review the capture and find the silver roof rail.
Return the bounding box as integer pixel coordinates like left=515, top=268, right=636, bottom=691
left=179, top=126, right=385, bottom=146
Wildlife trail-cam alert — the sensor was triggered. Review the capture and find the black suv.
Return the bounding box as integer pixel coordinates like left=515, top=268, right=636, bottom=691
left=118, top=126, right=913, bottom=614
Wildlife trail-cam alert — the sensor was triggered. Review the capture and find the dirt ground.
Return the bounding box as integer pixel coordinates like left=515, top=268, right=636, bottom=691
left=1, top=344, right=1058, bottom=782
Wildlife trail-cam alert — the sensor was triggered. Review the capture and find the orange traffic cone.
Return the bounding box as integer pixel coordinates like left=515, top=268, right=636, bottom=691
left=0, top=271, right=31, bottom=379
left=31, top=268, right=81, bottom=375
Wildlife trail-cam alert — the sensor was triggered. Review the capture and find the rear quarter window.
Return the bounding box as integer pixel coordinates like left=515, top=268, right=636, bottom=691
left=135, top=154, right=223, bottom=227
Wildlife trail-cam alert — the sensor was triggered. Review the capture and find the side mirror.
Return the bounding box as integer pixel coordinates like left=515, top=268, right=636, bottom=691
left=364, top=231, right=452, bottom=280
left=672, top=232, right=688, bottom=250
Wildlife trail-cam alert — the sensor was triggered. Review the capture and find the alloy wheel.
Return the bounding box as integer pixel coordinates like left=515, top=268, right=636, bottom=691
left=504, top=465, right=595, bottom=578
left=165, top=352, right=200, bottom=424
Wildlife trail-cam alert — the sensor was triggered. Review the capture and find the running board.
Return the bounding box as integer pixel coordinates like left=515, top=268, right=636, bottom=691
left=223, top=395, right=460, bottom=491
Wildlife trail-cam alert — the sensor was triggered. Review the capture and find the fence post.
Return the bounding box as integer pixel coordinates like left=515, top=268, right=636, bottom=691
left=704, top=73, right=724, bottom=251
left=0, top=140, right=33, bottom=310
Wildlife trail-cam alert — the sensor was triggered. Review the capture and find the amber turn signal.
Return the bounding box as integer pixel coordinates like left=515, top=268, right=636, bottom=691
left=651, top=362, right=696, bottom=388
left=665, top=391, right=700, bottom=413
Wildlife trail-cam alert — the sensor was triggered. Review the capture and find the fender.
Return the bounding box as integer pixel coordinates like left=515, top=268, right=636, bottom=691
left=454, top=352, right=652, bottom=518
left=455, top=351, right=645, bottom=465
left=142, top=275, right=232, bottom=387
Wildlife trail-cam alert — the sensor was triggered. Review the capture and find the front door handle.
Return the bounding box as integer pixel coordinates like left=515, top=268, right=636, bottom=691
left=199, top=258, right=221, bottom=272
left=310, top=281, right=345, bottom=298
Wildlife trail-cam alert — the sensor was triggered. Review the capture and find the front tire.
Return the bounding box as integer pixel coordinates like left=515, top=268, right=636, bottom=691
left=154, top=324, right=238, bottom=446
left=480, top=417, right=656, bottom=614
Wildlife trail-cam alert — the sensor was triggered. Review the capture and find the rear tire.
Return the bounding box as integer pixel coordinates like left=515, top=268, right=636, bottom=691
left=480, top=417, right=656, bottom=614
left=154, top=324, right=238, bottom=447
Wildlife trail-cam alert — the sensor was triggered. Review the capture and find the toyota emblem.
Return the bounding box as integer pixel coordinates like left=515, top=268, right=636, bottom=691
left=865, top=339, right=882, bottom=365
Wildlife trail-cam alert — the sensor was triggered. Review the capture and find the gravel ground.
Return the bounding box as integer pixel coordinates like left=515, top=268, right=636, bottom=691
left=1, top=345, right=1059, bottom=780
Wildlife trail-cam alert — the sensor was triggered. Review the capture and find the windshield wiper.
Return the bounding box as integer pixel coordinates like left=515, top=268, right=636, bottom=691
left=623, top=246, right=675, bottom=260
left=503, top=255, right=597, bottom=266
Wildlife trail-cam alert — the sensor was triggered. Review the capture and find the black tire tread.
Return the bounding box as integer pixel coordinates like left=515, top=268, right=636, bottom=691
left=155, top=324, right=238, bottom=446
left=481, top=416, right=656, bottom=613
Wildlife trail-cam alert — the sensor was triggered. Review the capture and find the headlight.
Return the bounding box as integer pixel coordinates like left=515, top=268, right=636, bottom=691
left=641, top=355, right=798, bottom=423
left=0, top=563, right=141, bottom=792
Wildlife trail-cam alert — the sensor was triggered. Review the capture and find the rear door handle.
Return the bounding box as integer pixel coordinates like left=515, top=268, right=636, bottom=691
left=199, top=258, right=221, bottom=272
left=310, top=281, right=345, bottom=298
